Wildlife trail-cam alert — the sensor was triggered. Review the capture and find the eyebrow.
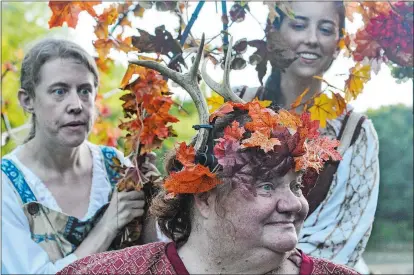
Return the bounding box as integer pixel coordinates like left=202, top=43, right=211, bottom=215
left=48, top=82, right=70, bottom=89
left=294, top=16, right=336, bottom=26
left=48, top=82, right=93, bottom=89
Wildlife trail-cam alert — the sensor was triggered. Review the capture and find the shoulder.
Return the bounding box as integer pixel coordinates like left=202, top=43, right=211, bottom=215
left=58, top=242, right=171, bottom=275
left=87, top=142, right=131, bottom=166
left=307, top=255, right=360, bottom=275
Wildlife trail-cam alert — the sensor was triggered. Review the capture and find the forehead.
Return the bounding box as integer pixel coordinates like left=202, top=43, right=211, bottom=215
left=38, top=58, right=95, bottom=87
left=289, top=1, right=340, bottom=23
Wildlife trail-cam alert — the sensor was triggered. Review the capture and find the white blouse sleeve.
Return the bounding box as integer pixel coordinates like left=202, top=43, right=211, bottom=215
left=298, top=119, right=380, bottom=267
left=1, top=174, right=78, bottom=274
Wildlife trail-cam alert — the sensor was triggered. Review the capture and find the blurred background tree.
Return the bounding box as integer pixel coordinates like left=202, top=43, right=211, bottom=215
left=366, top=104, right=413, bottom=250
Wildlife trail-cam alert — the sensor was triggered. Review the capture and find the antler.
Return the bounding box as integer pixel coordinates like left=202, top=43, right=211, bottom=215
left=201, top=37, right=246, bottom=103
left=129, top=34, right=210, bottom=152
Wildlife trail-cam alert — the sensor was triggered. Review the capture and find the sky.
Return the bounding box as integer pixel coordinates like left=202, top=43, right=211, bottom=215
left=68, top=1, right=412, bottom=113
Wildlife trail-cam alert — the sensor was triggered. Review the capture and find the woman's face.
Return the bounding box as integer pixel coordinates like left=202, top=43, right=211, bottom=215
left=279, top=2, right=341, bottom=78
left=208, top=170, right=309, bottom=255
left=31, top=58, right=97, bottom=147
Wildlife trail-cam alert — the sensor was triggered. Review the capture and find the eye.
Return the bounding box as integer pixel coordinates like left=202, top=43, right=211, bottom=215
left=290, top=181, right=303, bottom=196
left=319, top=25, right=335, bottom=36
left=257, top=183, right=275, bottom=196
left=290, top=22, right=306, bottom=31
left=78, top=88, right=91, bottom=96
left=53, top=88, right=65, bottom=95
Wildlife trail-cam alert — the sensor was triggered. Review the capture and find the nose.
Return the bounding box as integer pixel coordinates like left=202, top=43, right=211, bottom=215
left=276, top=191, right=303, bottom=214
left=304, top=27, right=318, bottom=48
left=67, top=90, right=83, bottom=114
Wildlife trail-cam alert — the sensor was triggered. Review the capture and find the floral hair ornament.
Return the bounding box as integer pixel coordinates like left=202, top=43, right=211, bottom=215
left=130, top=35, right=342, bottom=197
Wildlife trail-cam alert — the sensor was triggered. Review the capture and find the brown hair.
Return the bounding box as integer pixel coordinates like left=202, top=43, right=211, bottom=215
left=20, top=38, right=99, bottom=142
left=150, top=107, right=295, bottom=246
left=264, top=2, right=346, bottom=103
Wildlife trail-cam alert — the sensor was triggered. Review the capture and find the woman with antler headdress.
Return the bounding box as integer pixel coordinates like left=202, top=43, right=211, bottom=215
left=232, top=2, right=379, bottom=273
left=58, top=35, right=359, bottom=275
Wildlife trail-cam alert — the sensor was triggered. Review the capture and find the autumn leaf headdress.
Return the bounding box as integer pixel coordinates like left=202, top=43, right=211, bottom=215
left=132, top=35, right=342, bottom=196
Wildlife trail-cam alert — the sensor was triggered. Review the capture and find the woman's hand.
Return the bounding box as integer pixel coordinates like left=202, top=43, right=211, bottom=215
left=100, top=189, right=146, bottom=235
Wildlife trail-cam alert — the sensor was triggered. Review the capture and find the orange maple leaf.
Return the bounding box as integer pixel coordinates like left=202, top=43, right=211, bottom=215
left=95, top=57, right=114, bottom=73
left=94, top=38, right=116, bottom=59
left=209, top=102, right=235, bottom=122
left=223, top=121, right=246, bottom=141
left=120, top=64, right=148, bottom=89
left=241, top=131, right=281, bottom=153
left=308, top=94, right=337, bottom=128
left=290, top=87, right=310, bottom=109
left=277, top=109, right=301, bottom=130
left=245, top=102, right=279, bottom=136
left=331, top=92, right=347, bottom=116
left=295, top=137, right=342, bottom=172
left=164, top=164, right=221, bottom=194
left=48, top=1, right=101, bottom=29
left=176, top=142, right=196, bottom=167
left=345, top=63, right=371, bottom=101
left=140, top=114, right=171, bottom=145
left=95, top=4, right=118, bottom=39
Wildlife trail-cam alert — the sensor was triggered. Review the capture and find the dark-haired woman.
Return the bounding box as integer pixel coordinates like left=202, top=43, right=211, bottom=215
left=235, top=2, right=379, bottom=273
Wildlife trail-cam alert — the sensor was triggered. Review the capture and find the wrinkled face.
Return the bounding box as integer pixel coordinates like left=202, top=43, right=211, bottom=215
left=280, top=2, right=341, bottom=78
left=208, top=170, right=309, bottom=255
left=32, top=58, right=96, bottom=147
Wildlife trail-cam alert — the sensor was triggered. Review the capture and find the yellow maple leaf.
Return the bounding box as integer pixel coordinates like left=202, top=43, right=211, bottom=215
left=345, top=63, right=371, bottom=101
left=253, top=97, right=272, bottom=108
left=207, top=92, right=224, bottom=113
left=309, top=94, right=337, bottom=128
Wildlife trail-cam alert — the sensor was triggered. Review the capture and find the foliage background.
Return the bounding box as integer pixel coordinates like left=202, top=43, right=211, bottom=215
left=1, top=1, right=412, bottom=258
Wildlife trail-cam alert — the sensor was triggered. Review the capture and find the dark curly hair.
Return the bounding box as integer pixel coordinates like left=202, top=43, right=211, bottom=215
left=150, top=106, right=301, bottom=246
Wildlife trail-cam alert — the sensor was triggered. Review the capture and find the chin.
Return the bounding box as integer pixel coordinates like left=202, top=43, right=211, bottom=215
left=264, top=233, right=298, bottom=253
left=59, top=135, right=87, bottom=148
left=292, top=66, right=323, bottom=79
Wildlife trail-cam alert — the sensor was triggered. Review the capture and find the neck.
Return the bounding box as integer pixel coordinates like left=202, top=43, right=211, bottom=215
left=178, top=231, right=287, bottom=274
left=280, top=70, right=322, bottom=111
left=23, top=136, right=87, bottom=173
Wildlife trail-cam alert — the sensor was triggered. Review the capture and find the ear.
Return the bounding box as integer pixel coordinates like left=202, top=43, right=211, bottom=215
left=18, top=89, right=35, bottom=113
left=193, top=192, right=215, bottom=219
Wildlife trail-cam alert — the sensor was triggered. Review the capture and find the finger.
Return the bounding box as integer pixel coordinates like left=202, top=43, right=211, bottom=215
left=119, top=190, right=145, bottom=200
left=124, top=200, right=146, bottom=209
left=131, top=209, right=145, bottom=218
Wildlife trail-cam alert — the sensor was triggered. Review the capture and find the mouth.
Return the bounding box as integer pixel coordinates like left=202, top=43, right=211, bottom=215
left=297, top=52, right=321, bottom=61
left=63, top=121, right=86, bottom=128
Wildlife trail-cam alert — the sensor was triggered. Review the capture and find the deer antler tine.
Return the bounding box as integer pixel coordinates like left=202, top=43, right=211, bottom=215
left=201, top=36, right=245, bottom=104
left=223, top=36, right=233, bottom=88
left=129, top=60, right=184, bottom=87
left=190, top=33, right=205, bottom=79
left=201, top=58, right=223, bottom=97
